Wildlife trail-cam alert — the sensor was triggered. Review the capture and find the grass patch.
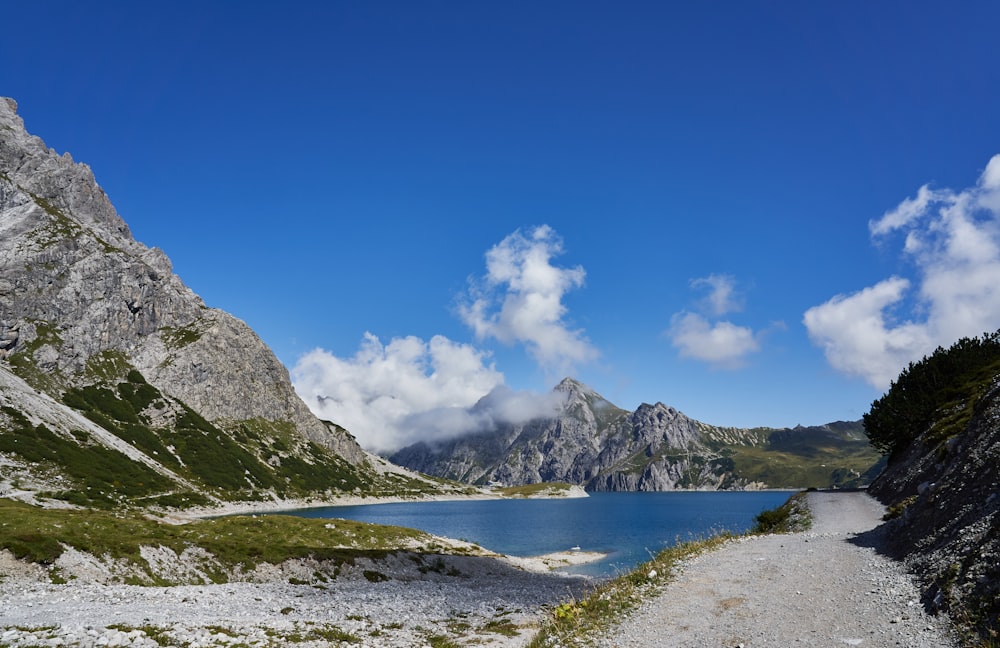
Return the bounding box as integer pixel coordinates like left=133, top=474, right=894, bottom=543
left=751, top=491, right=812, bottom=533
left=480, top=618, right=520, bottom=637
left=6, top=320, right=67, bottom=394
left=0, top=498, right=438, bottom=583
left=59, top=378, right=379, bottom=499
left=497, top=482, right=574, bottom=497
left=160, top=321, right=204, bottom=350
left=727, top=443, right=880, bottom=489
left=0, top=405, right=175, bottom=508
left=883, top=494, right=917, bottom=521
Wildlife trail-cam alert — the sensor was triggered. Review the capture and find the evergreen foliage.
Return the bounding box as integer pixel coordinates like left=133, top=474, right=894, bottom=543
left=863, top=330, right=1000, bottom=456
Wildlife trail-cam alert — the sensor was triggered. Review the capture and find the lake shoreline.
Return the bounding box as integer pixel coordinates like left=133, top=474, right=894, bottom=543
left=158, top=483, right=591, bottom=523
left=0, top=491, right=794, bottom=647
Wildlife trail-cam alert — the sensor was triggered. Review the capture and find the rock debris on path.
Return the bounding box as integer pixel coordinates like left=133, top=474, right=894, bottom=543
left=598, top=491, right=959, bottom=647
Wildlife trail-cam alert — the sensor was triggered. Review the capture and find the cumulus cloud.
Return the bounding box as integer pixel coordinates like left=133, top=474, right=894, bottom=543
left=667, top=274, right=766, bottom=368
left=804, top=154, right=1000, bottom=389
left=669, top=312, right=760, bottom=367
left=291, top=333, right=507, bottom=452
left=692, top=274, right=744, bottom=316
left=290, top=227, right=597, bottom=453
left=459, top=225, right=598, bottom=373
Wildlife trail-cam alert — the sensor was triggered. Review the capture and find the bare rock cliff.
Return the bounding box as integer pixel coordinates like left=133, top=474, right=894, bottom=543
left=0, top=97, right=365, bottom=466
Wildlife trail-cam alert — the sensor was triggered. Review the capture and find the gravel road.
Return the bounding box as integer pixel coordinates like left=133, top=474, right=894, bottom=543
left=598, top=491, right=959, bottom=647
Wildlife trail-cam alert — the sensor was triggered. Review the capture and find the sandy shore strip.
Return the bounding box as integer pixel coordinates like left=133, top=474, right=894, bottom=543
left=157, top=483, right=589, bottom=523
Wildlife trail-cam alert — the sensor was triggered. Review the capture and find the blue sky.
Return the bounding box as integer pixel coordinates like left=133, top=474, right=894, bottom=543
left=5, top=1, right=1000, bottom=451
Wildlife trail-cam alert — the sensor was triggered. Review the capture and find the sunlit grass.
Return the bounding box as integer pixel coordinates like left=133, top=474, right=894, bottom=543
left=0, top=498, right=452, bottom=585
left=496, top=482, right=574, bottom=497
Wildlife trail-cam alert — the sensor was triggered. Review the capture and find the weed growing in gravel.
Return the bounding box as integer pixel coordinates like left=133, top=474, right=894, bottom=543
left=426, top=634, right=461, bottom=648
left=362, top=569, right=389, bottom=582
left=480, top=618, right=520, bottom=637
left=528, top=534, right=732, bottom=647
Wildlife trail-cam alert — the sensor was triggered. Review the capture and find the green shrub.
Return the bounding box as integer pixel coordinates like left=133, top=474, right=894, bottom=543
left=0, top=406, right=173, bottom=507
left=752, top=492, right=812, bottom=534
left=863, top=330, right=1000, bottom=456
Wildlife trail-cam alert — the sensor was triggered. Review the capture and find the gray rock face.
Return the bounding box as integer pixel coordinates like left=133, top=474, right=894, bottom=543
left=392, top=377, right=880, bottom=491
left=0, top=97, right=367, bottom=466
left=393, top=378, right=773, bottom=491
left=868, top=378, right=1000, bottom=630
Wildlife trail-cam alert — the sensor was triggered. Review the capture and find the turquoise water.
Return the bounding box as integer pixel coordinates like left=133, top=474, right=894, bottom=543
left=283, top=491, right=794, bottom=577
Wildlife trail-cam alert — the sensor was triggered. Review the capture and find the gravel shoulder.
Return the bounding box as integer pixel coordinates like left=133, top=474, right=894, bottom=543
left=598, top=491, right=960, bottom=647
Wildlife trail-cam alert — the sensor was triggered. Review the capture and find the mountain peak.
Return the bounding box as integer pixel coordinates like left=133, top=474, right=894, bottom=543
left=554, top=376, right=595, bottom=396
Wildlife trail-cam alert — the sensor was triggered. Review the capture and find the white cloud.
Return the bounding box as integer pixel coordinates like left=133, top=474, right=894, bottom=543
left=400, top=385, right=566, bottom=447
left=289, top=227, right=598, bottom=453
left=691, top=274, right=743, bottom=316
left=291, top=333, right=506, bottom=452
left=805, top=154, right=1000, bottom=389
left=868, top=184, right=944, bottom=236
left=803, top=278, right=933, bottom=388
left=668, top=312, right=760, bottom=368
left=459, top=225, right=597, bottom=373
left=667, top=274, right=767, bottom=368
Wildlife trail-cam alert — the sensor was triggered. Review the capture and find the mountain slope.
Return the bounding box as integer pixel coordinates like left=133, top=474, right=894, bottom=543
left=865, top=332, right=1000, bottom=641
left=391, top=378, right=881, bottom=490
left=0, top=97, right=452, bottom=508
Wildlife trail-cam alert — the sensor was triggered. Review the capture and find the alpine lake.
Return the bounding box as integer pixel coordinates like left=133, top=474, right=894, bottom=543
left=281, top=491, right=796, bottom=577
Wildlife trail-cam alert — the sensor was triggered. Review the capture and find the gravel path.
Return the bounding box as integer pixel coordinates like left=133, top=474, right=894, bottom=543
left=598, top=491, right=959, bottom=647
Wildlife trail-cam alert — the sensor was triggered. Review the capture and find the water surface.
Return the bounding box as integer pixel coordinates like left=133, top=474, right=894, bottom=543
left=285, top=491, right=794, bottom=577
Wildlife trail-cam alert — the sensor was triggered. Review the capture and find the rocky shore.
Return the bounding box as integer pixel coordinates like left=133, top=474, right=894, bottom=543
left=0, top=545, right=595, bottom=647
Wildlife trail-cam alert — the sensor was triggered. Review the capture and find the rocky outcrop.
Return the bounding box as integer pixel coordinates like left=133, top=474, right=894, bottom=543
left=0, top=97, right=364, bottom=460
left=868, top=377, right=1000, bottom=633
left=391, top=378, right=879, bottom=491
left=0, top=97, right=398, bottom=506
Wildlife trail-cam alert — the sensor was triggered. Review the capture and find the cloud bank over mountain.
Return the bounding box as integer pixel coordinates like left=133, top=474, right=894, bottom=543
left=292, top=225, right=591, bottom=452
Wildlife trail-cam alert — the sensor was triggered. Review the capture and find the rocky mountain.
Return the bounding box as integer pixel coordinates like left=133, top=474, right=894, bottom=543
left=866, top=332, right=1000, bottom=642
left=391, top=377, right=882, bottom=491
left=0, top=97, right=451, bottom=509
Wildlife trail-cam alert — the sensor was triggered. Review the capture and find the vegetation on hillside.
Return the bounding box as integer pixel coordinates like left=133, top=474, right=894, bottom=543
left=703, top=422, right=882, bottom=490
left=1, top=354, right=461, bottom=508
left=863, top=330, right=1000, bottom=456
left=0, top=498, right=465, bottom=586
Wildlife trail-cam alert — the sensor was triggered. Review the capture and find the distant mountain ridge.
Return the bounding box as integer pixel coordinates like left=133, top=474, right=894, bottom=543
left=391, top=377, right=882, bottom=491
left=0, top=97, right=452, bottom=509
